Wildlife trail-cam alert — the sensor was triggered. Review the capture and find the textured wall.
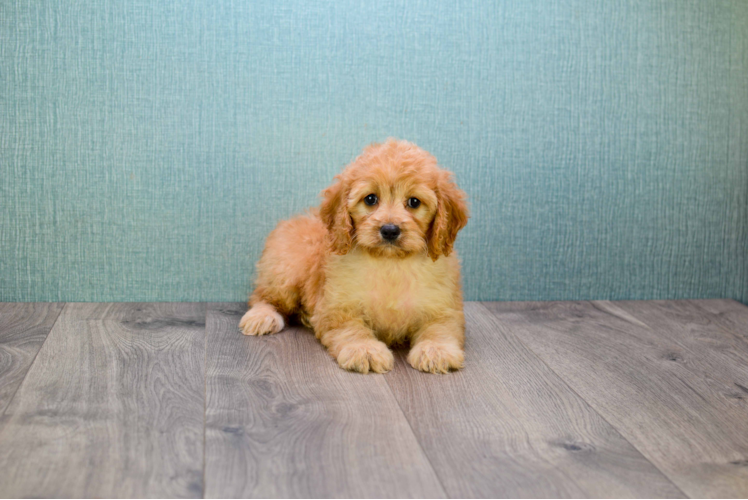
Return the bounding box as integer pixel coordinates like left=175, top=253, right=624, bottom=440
left=1, top=0, right=747, bottom=303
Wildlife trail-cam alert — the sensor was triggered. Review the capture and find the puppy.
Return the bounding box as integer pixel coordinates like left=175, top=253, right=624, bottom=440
left=239, top=139, right=469, bottom=374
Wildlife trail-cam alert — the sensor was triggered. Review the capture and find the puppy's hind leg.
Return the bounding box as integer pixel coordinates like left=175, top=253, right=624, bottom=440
left=241, top=213, right=326, bottom=336
left=239, top=301, right=285, bottom=336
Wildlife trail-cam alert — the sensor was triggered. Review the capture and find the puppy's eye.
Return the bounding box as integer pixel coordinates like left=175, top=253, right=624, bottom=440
left=364, top=194, right=378, bottom=206
left=407, top=197, right=421, bottom=209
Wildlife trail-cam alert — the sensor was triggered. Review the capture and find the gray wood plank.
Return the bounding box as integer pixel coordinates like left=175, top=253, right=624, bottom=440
left=0, top=303, right=63, bottom=415
left=205, top=303, right=445, bottom=499
left=483, top=300, right=748, bottom=498
left=688, top=299, right=748, bottom=342
left=0, top=303, right=206, bottom=498
left=612, top=300, right=748, bottom=392
left=384, top=302, right=684, bottom=498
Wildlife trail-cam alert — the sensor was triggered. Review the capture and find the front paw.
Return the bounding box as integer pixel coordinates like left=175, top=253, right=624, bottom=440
left=336, top=340, right=394, bottom=374
left=408, top=341, right=464, bottom=374
left=239, top=303, right=284, bottom=336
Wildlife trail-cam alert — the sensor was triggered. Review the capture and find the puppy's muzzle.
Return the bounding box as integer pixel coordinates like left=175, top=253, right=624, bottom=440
left=380, top=224, right=401, bottom=242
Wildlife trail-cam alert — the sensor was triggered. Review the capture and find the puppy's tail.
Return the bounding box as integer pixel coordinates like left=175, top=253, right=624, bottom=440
left=239, top=301, right=285, bottom=336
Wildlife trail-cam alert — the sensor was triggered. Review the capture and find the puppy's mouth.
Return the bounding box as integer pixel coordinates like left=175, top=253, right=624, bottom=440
left=377, top=236, right=407, bottom=251
left=370, top=239, right=410, bottom=258
left=379, top=238, right=402, bottom=247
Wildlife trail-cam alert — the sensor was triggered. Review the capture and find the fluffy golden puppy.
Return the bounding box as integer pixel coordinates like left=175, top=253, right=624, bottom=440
left=240, top=139, right=469, bottom=374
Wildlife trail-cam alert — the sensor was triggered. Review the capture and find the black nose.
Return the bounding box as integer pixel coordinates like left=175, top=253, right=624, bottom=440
left=380, top=224, right=401, bottom=242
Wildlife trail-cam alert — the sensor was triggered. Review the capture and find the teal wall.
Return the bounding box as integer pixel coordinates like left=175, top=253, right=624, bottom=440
left=2, top=1, right=747, bottom=303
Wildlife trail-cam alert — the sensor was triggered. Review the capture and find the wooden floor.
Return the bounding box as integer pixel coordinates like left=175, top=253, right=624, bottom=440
left=0, top=300, right=747, bottom=498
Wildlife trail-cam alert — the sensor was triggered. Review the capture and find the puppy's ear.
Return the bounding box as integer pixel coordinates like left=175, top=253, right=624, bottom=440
left=427, top=170, right=469, bottom=261
left=320, top=175, right=353, bottom=255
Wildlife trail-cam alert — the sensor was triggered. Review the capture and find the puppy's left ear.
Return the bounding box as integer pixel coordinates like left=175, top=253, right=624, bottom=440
left=319, top=175, right=354, bottom=254
left=427, top=170, right=469, bottom=261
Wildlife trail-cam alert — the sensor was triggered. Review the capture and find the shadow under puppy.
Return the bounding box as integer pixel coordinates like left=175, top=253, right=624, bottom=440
left=240, top=139, right=469, bottom=374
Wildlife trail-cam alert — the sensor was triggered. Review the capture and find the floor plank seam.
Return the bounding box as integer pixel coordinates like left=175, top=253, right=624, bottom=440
left=382, top=372, right=451, bottom=499
left=202, top=303, right=208, bottom=499
left=476, top=301, right=691, bottom=499
left=0, top=302, right=66, bottom=422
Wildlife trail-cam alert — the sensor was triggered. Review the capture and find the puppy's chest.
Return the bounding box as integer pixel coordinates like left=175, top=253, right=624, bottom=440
left=325, top=252, right=453, bottom=333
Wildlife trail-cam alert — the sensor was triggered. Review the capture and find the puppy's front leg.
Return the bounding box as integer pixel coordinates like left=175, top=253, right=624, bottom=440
left=317, top=320, right=394, bottom=374
left=408, top=314, right=465, bottom=374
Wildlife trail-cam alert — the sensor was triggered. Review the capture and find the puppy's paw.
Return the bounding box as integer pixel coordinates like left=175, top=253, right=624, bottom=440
left=239, top=303, right=284, bottom=336
left=336, top=340, right=394, bottom=374
left=408, top=341, right=464, bottom=374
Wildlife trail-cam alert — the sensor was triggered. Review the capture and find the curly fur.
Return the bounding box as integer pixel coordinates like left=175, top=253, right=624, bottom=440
left=240, top=139, right=469, bottom=374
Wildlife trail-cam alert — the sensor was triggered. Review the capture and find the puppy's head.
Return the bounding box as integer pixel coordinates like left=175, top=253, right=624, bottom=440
left=320, top=139, right=468, bottom=260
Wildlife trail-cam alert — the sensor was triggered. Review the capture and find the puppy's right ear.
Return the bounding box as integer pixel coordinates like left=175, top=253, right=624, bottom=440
left=319, top=175, right=353, bottom=255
